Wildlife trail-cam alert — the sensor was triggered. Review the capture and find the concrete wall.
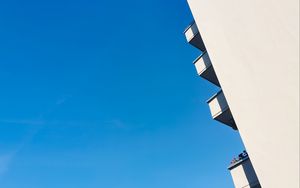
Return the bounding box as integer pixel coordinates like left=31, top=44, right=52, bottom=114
left=187, top=0, right=299, bottom=187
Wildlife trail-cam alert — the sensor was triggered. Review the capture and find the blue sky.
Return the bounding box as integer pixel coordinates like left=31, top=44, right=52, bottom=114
left=0, top=0, right=244, bottom=187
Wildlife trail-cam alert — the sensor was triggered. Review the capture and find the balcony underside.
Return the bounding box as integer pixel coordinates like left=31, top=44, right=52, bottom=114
left=207, top=91, right=238, bottom=130
left=199, top=65, right=220, bottom=87
left=194, top=52, right=220, bottom=87
left=184, top=22, right=206, bottom=52
left=188, top=33, right=206, bottom=52
left=213, top=108, right=237, bottom=130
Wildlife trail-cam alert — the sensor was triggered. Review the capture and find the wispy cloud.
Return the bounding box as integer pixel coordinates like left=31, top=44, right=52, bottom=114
left=0, top=119, right=93, bottom=127
left=105, top=119, right=126, bottom=128
left=0, top=153, right=14, bottom=176
left=0, top=94, right=73, bottom=127
left=0, top=117, right=130, bottom=179
left=0, top=119, right=45, bottom=126
left=105, top=119, right=147, bottom=130
left=0, top=128, right=36, bottom=179
left=0, top=95, right=72, bottom=178
left=55, top=95, right=72, bottom=106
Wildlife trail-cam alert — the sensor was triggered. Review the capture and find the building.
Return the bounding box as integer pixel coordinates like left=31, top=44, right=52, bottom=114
left=183, top=0, right=299, bottom=187
left=228, top=151, right=260, bottom=188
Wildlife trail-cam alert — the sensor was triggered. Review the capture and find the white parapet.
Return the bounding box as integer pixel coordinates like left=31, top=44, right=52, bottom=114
left=228, top=155, right=261, bottom=188
left=184, top=22, right=206, bottom=51
left=193, top=52, right=220, bottom=86
left=207, top=91, right=237, bottom=130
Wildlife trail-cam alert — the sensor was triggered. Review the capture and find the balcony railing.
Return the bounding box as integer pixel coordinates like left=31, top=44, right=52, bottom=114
left=228, top=151, right=249, bottom=170
left=193, top=52, right=220, bottom=87
left=184, top=21, right=206, bottom=52
left=207, top=91, right=237, bottom=130
left=228, top=151, right=261, bottom=188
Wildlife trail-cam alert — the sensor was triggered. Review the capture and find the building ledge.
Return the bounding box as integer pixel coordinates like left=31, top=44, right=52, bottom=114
left=207, top=91, right=237, bottom=130
left=193, top=52, right=220, bottom=87
left=184, top=21, right=206, bottom=52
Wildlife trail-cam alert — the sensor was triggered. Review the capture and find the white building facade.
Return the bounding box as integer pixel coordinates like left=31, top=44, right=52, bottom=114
left=184, top=0, right=299, bottom=187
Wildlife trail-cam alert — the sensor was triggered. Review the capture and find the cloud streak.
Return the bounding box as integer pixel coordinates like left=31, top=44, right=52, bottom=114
left=0, top=153, right=14, bottom=176
left=0, top=119, right=45, bottom=126
left=0, top=95, right=71, bottom=179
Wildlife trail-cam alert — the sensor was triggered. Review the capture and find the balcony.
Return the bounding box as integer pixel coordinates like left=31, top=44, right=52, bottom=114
left=228, top=151, right=261, bottom=188
left=184, top=22, right=206, bottom=51
left=207, top=91, right=237, bottom=130
left=193, top=52, right=220, bottom=87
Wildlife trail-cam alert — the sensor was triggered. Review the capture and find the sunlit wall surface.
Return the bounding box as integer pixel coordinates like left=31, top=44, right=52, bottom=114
left=187, top=0, right=299, bottom=187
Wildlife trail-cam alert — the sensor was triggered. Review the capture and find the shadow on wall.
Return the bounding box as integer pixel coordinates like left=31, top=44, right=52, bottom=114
left=242, top=159, right=261, bottom=188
